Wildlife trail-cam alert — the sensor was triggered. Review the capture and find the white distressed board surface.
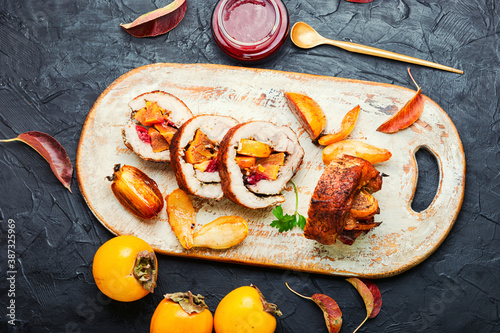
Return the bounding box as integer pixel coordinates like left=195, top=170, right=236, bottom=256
left=76, top=63, right=465, bottom=278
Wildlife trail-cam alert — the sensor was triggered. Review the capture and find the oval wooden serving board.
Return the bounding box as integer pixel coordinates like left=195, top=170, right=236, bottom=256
left=77, top=63, right=465, bottom=278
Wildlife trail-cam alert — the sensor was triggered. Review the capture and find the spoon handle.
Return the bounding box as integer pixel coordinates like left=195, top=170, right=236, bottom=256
left=325, top=39, right=463, bottom=74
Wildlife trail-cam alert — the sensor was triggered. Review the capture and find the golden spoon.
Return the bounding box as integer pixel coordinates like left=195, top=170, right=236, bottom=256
left=290, top=22, right=463, bottom=74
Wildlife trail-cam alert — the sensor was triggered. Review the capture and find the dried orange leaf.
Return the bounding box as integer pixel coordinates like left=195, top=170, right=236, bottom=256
left=322, top=140, right=392, bottom=165
left=346, top=278, right=382, bottom=333
left=318, top=105, right=360, bottom=145
left=0, top=131, right=73, bottom=192
left=377, top=69, right=424, bottom=133
left=286, top=282, right=342, bottom=333
left=120, top=0, right=187, bottom=38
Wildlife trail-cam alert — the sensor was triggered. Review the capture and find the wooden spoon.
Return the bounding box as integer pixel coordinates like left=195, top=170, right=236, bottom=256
left=291, top=22, right=463, bottom=74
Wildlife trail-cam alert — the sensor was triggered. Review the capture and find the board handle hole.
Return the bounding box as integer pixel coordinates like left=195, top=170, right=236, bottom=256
left=411, top=147, right=440, bottom=213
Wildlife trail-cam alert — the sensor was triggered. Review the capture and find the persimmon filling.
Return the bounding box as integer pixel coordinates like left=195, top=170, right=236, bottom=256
left=133, top=100, right=177, bottom=152
left=236, top=139, right=285, bottom=185
left=184, top=129, right=218, bottom=172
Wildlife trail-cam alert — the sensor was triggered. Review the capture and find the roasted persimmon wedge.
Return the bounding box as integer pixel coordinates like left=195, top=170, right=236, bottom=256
left=350, top=190, right=379, bottom=219
left=166, top=188, right=195, bottom=250
left=284, top=92, right=327, bottom=140
left=322, top=140, right=392, bottom=165
left=108, top=164, right=164, bottom=220
left=237, top=139, right=272, bottom=158
left=148, top=128, right=170, bottom=152
left=192, top=216, right=248, bottom=249
left=154, top=122, right=177, bottom=144
left=318, top=105, right=360, bottom=146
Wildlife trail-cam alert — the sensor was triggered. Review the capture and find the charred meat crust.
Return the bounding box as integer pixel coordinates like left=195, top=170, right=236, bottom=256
left=218, top=122, right=247, bottom=206
left=304, top=155, right=382, bottom=245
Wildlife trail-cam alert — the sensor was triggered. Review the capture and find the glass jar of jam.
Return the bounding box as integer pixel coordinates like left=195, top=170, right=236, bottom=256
left=211, top=0, right=289, bottom=62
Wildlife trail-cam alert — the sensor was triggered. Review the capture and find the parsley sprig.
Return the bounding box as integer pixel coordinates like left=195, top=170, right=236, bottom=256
left=270, top=181, right=306, bottom=232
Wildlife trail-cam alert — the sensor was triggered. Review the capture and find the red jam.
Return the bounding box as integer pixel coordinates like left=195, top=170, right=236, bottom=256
left=212, top=0, right=289, bottom=62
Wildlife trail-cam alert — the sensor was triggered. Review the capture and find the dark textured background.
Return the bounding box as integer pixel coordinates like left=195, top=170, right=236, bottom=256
left=1, top=0, right=499, bottom=332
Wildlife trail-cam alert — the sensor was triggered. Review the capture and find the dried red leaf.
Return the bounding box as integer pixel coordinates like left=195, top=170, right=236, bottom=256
left=346, top=0, right=374, bottom=3
left=346, top=277, right=382, bottom=332
left=0, top=131, right=73, bottom=192
left=120, top=0, right=187, bottom=38
left=286, top=282, right=342, bottom=333
left=377, top=69, right=424, bottom=133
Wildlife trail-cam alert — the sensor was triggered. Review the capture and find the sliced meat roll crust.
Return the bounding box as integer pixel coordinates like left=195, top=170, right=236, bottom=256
left=218, top=121, right=305, bottom=209
left=122, top=91, right=193, bottom=162
left=170, top=115, right=239, bottom=200
left=304, top=155, right=382, bottom=245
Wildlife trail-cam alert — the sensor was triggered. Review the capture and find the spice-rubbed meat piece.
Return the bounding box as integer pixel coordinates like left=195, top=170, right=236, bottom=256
left=304, top=155, right=383, bottom=245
